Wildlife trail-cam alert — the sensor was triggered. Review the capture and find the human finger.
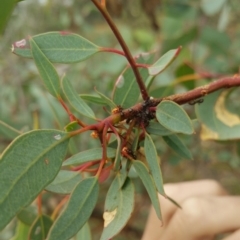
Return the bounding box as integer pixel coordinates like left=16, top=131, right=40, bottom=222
left=161, top=196, right=240, bottom=240
left=222, top=229, right=240, bottom=240
left=142, top=180, right=227, bottom=240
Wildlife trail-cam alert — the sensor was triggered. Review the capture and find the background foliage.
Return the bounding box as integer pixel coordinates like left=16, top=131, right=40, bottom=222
left=1, top=0, right=240, bottom=239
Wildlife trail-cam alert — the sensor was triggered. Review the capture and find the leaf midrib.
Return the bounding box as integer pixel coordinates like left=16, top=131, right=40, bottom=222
left=50, top=178, right=97, bottom=239
left=0, top=131, right=69, bottom=205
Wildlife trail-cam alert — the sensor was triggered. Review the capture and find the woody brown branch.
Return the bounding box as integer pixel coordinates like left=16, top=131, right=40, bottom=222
left=117, top=76, right=240, bottom=126
left=71, top=76, right=240, bottom=136
left=91, top=0, right=149, bottom=101
left=154, top=76, right=240, bottom=105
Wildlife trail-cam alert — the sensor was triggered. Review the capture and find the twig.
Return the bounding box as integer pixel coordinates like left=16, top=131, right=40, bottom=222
left=91, top=0, right=149, bottom=100
left=154, top=76, right=240, bottom=105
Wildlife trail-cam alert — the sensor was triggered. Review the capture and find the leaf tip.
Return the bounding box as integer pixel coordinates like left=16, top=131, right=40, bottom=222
left=11, top=38, right=29, bottom=52
left=176, top=46, right=182, bottom=56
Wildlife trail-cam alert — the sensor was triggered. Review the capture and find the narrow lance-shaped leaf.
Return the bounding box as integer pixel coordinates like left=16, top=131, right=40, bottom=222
left=47, top=177, right=99, bottom=240
left=162, top=134, right=193, bottom=160
left=133, top=160, right=162, bottom=220
left=166, top=196, right=182, bottom=209
left=28, top=215, right=53, bottom=240
left=61, top=74, right=96, bottom=119
left=45, top=170, right=82, bottom=195
left=12, top=32, right=100, bottom=63
left=30, top=38, right=61, bottom=98
left=113, top=136, right=122, bottom=171
left=148, top=47, right=181, bottom=75
left=0, top=130, right=70, bottom=230
left=63, top=147, right=116, bottom=166
left=95, top=87, right=116, bottom=109
left=80, top=94, right=107, bottom=106
left=101, top=177, right=134, bottom=240
left=144, top=133, right=165, bottom=196
left=156, top=100, right=194, bottom=135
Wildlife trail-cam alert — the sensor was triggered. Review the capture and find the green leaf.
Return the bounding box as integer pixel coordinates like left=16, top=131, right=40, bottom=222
left=133, top=160, right=162, bottom=220
left=63, top=147, right=116, bottom=166
left=100, top=177, right=134, bottom=240
left=144, top=133, right=165, bottom=196
left=74, top=222, right=92, bottom=240
left=113, top=55, right=152, bottom=108
left=113, top=136, right=122, bottom=171
left=161, top=27, right=198, bottom=53
left=148, top=47, right=181, bottom=75
left=218, top=4, right=230, bottom=32
left=0, top=0, right=16, bottom=34
left=0, top=130, right=70, bottom=230
left=12, top=32, right=100, bottom=63
left=146, top=121, right=173, bottom=136
left=0, top=120, right=21, bottom=139
left=10, top=221, right=30, bottom=240
left=45, top=170, right=82, bottom=194
left=95, top=88, right=116, bottom=109
left=156, top=100, right=194, bottom=135
left=47, top=177, right=99, bottom=240
left=28, top=215, right=53, bottom=240
left=199, top=26, right=230, bottom=55
left=149, top=85, right=175, bottom=98
left=166, top=196, right=181, bottom=209
left=30, top=38, right=61, bottom=98
left=175, top=63, right=195, bottom=90
left=80, top=94, right=108, bottom=106
left=162, top=134, right=193, bottom=160
left=201, top=0, right=226, bottom=16
left=195, top=89, right=240, bottom=140
left=64, top=121, right=79, bottom=132
left=17, top=206, right=37, bottom=226
left=61, top=75, right=95, bottom=119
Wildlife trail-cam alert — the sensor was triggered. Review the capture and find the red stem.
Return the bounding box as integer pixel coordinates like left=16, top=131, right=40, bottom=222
left=71, top=161, right=100, bottom=172
left=59, top=97, right=86, bottom=127
left=91, top=0, right=149, bottom=101
left=100, top=47, right=126, bottom=57
left=37, top=193, right=42, bottom=216
left=135, top=63, right=151, bottom=68
left=96, top=124, right=108, bottom=177
left=51, top=196, right=69, bottom=220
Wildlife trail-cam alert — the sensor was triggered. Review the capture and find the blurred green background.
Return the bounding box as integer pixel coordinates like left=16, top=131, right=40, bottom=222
left=1, top=0, right=240, bottom=239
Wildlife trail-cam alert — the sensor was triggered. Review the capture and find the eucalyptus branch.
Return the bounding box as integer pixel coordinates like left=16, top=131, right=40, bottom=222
left=69, top=75, right=240, bottom=138
left=154, top=76, right=240, bottom=105
left=91, top=0, right=149, bottom=100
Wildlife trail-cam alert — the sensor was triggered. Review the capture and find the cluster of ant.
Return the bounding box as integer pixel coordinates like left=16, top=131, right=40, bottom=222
left=111, top=98, right=156, bottom=161
left=112, top=97, right=156, bottom=128
left=126, top=98, right=156, bottom=127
